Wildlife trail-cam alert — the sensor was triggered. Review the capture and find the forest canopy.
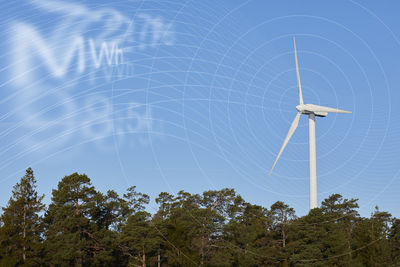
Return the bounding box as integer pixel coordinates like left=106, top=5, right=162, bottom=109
left=0, top=168, right=399, bottom=266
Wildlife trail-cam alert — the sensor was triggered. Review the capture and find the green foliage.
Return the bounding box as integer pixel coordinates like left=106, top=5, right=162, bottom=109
left=352, top=207, right=392, bottom=266
left=0, top=168, right=45, bottom=266
left=118, top=211, right=160, bottom=266
left=0, top=170, right=398, bottom=266
left=43, top=173, right=98, bottom=266
left=390, top=218, right=400, bottom=265
left=288, top=194, right=361, bottom=267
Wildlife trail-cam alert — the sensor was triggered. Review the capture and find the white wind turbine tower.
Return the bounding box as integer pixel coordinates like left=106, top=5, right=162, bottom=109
left=269, top=38, right=351, bottom=210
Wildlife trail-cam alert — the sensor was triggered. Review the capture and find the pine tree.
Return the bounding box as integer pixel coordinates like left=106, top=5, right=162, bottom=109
left=90, top=190, right=127, bottom=266
left=119, top=211, right=160, bottom=267
left=353, top=207, right=392, bottom=266
left=288, top=208, right=328, bottom=267
left=153, top=192, right=176, bottom=266
left=155, top=190, right=203, bottom=266
left=198, top=189, right=240, bottom=265
left=320, top=194, right=360, bottom=266
left=153, top=189, right=245, bottom=266
left=389, top=218, right=400, bottom=265
left=120, top=186, right=150, bottom=225
left=222, top=202, right=272, bottom=266
left=117, top=186, right=162, bottom=267
left=0, top=167, right=45, bottom=266
left=269, top=201, right=296, bottom=266
left=43, top=172, right=98, bottom=266
left=93, top=190, right=122, bottom=231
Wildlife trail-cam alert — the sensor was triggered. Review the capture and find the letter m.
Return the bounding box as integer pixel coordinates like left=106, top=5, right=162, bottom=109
left=12, top=23, right=85, bottom=85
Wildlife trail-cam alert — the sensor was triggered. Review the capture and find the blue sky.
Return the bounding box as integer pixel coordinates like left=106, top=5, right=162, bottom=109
left=0, top=0, right=399, bottom=217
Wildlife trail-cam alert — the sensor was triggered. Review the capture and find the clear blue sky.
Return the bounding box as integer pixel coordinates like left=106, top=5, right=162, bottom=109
left=0, top=0, right=399, bottom=217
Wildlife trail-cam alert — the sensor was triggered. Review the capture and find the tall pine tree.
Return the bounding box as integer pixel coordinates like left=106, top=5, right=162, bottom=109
left=0, top=167, right=45, bottom=266
left=43, top=173, right=98, bottom=266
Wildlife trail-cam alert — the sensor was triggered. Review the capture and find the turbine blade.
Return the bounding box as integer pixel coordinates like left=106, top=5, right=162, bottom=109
left=294, top=37, right=304, bottom=105
left=308, top=104, right=352, bottom=114
left=269, top=112, right=301, bottom=176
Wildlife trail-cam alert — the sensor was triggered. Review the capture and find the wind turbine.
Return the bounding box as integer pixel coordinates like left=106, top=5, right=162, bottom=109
left=269, top=38, right=351, bottom=210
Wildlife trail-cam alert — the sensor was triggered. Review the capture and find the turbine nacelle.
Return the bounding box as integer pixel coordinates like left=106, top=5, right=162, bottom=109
left=296, top=104, right=327, bottom=117
left=295, top=104, right=350, bottom=117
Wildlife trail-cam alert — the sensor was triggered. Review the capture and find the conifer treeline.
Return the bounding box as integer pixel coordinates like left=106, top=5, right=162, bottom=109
left=1, top=168, right=399, bottom=266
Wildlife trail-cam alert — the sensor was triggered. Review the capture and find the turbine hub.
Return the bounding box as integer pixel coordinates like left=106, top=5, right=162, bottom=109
left=296, top=104, right=306, bottom=112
